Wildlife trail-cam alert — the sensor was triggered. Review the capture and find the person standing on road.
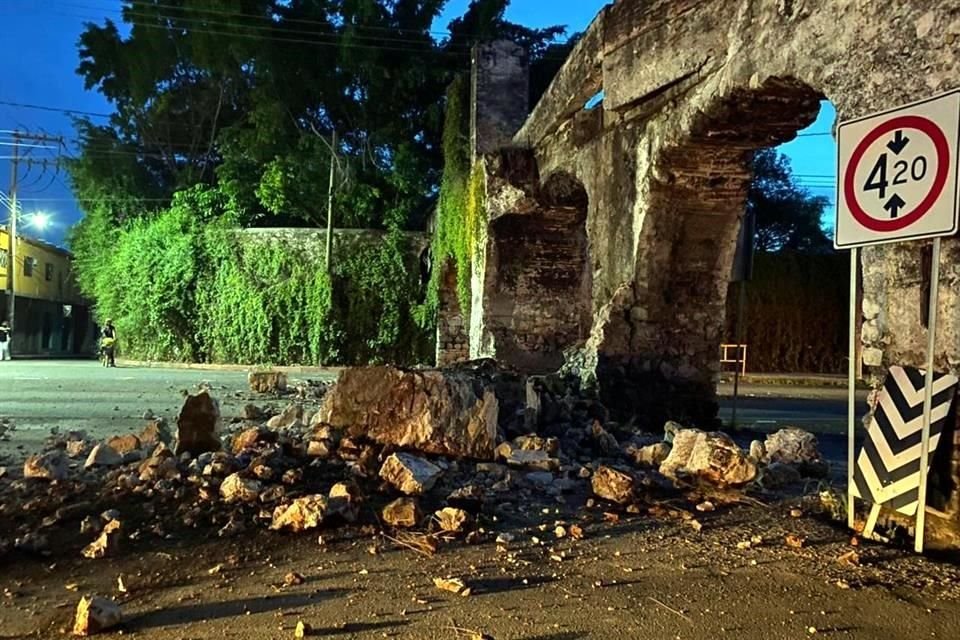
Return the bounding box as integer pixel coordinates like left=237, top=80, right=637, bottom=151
left=100, top=319, right=117, bottom=367
left=0, top=321, right=10, bottom=361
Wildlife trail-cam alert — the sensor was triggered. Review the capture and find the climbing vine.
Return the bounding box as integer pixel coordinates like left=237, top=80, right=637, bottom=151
left=420, top=74, right=486, bottom=326
left=73, top=185, right=430, bottom=365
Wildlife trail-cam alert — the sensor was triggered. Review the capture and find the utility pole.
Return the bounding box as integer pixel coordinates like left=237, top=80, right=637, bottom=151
left=325, top=129, right=337, bottom=275
left=6, top=133, right=18, bottom=331
left=4, top=130, right=63, bottom=332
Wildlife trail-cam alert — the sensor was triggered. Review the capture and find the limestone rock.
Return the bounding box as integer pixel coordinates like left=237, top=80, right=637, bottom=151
left=761, top=428, right=827, bottom=477
left=513, top=434, right=559, bottom=456
left=231, top=427, right=276, bottom=454
left=175, top=391, right=221, bottom=456
left=267, top=403, right=304, bottom=430
left=73, top=596, right=122, bottom=636
left=24, top=451, right=67, bottom=481
left=628, top=442, right=671, bottom=467
left=382, top=498, right=420, bottom=528
left=139, top=419, right=171, bottom=447
left=327, top=482, right=361, bottom=523
left=82, top=520, right=122, bottom=559
left=220, top=473, right=262, bottom=503
left=248, top=370, right=288, bottom=393
left=65, top=440, right=91, bottom=458
left=749, top=440, right=766, bottom=461
left=84, top=444, right=123, bottom=470
left=435, top=507, right=471, bottom=533
left=591, top=466, right=635, bottom=504
left=591, top=421, right=620, bottom=456
left=307, top=439, right=332, bottom=459
left=659, top=429, right=757, bottom=486
left=495, top=442, right=560, bottom=471
left=271, top=495, right=327, bottom=532
left=315, top=365, right=520, bottom=459
left=379, top=453, right=442, bottom=495
left=105, top=434, right=141, bottom=456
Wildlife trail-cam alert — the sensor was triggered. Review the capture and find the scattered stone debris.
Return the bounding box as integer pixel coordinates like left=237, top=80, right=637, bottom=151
left=267, top=403, right=305, bottom=430
left=760, top=428, right=829, bottom=477
left=220, top=473, right=262, bottom=503
left=23, top=451, right=68, bottom=480
left=84, top=443, right=123, bottom=470
left=379, top=453, right=442, bottom=495
left=591, top=466, right=636, bottom=504
left=294, top=620, right=312, bottom=638
left=435, top=507, right=471, bottom=533
left=73, top=596, right=122, bottom=636
left=82, top=520, right=122, bottom=559
left=271, top=495, right=327, bottom=532
left=382, top=498, right=420, bottom=528
left=785, top=534, right=806, bottom=549
left=434, top=576, right=471, bottom=596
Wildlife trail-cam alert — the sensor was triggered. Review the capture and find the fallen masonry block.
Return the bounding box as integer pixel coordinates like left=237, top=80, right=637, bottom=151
left=659, top=428, right=757, bottom=487
left=382, top=497, right=420, bottom=528
left=248, top=369, right=288, bottom=393
left=591, top=466, right=636, bottom=504
left=271, top=495, right=327, bottom=532
left=220, top=473, right=262, bottom=503
left=73, top=596, right=122, bottom=636
left=315, top=363, right=525, bottom=459
left=84, top=444, right=122, bottom=470
left=24, top=451, right=68, bottom=481
left=379, top=452, right=443, bottom=495
left=175, top=391, right=221, bottom=456
left=760, top=427, right=828, bottom=477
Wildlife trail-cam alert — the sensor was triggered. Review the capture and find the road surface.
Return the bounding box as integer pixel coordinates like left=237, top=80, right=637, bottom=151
left=718, top=381, right=870, bottom=434
left=0, top=360, right=334, bottom=458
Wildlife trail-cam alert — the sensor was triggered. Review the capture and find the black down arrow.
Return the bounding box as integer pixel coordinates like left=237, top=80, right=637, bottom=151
left=887, top=130, right=910, bottom=154
left=884, top=194, right=906, bottom=218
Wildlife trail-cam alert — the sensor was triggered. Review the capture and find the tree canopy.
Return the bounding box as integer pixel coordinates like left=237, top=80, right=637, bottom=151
left=69, top=0, right=570, bottom=231
left=748, top=148, right=832, bottom=253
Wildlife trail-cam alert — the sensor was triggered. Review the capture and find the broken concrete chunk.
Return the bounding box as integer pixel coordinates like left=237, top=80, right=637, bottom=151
left=220, top=473, right=262, bottom=503
left=659, top=428, right=757, bottom=487
left=82, top=520, right=122, bottom=559
left=381, top=497, right=420, bottom=528
left=24, top=451, right=68, bottom=481
left=435, top=507, right=471, bottom=533
left=84, top=444, right=123, bottom=470
left=248, top=369, right=288, bottom=393
left=271, top=495, right=327, bottom=532
left=591, top=466, right=636, bottom=504
left=379, top=453, right=442, bottom=495
left=316, top=365, right=512, bottom=459
left=175, top=391, right=221, bottom=456
left=73, top=596, right=122, bottom=636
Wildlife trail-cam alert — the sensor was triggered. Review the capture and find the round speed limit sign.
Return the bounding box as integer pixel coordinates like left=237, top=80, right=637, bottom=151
left=835, top=91, right=960, bottom=248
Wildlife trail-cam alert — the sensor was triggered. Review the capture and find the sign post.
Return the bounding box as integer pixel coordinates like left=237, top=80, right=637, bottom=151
left=835, top=89, right=960, bottom=552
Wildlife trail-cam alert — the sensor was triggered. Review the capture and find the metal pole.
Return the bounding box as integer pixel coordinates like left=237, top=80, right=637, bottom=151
left=6, top=134, right=18, bottom=331
left=847, top=246, right=858, bottom=530
left=731, top=280, right=747, bottom=429
left=915, top=236, right=942, bottom=554
left=325, top=129, right=337, bottom=275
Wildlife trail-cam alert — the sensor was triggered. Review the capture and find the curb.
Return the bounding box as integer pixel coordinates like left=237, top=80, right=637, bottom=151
left=116, top=359, right=342, bottom=376
left=718, top=373, right=868, bottom=389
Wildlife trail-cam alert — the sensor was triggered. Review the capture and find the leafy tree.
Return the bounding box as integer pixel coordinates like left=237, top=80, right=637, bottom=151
left=748, top=148, right=832, bottom=253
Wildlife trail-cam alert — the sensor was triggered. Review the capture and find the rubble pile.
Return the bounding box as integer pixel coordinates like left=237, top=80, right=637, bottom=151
left=0, top=362, right=830, bottom=572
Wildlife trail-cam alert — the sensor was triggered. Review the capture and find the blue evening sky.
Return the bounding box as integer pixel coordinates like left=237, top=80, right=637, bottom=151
left=0, top=0, right=836, bottom=247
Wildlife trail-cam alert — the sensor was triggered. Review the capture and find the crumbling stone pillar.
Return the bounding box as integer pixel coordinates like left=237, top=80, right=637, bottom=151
left=436, top=262, right=470, bottom=366
left=471, top=40, right=529, bottom=159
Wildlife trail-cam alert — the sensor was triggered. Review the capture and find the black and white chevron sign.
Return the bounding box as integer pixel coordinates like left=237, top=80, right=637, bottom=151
left=852, top=365, right=958, bottom=516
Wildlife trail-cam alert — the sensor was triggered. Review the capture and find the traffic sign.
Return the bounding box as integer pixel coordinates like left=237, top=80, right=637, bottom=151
left=835, top=90, right=960, bottom=248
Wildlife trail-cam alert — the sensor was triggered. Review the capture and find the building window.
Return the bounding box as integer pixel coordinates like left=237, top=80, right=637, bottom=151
left=45, top=262, right=54, bottom=281
left=0, top=248, right=8, bottom=269
left=23, top=256, right=37, bottom=277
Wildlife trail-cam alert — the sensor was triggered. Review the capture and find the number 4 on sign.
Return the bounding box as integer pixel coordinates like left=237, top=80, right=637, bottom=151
left=863, top=151, right=928, bottom=219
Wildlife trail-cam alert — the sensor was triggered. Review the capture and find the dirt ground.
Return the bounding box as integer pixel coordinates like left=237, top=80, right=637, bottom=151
left=2, top=496, right=959, bottom=640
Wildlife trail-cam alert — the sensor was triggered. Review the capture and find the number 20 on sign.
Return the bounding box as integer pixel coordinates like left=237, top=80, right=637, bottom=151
left=835, top=90, right=960, bottom=248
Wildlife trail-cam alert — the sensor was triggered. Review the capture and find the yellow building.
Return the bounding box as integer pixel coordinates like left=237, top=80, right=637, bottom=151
left=0, top=227, right=96, bottom=356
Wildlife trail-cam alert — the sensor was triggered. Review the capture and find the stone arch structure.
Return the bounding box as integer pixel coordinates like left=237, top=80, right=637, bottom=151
left=471, top=0, right=960, bottom=426
left=470, top=150, right=592, bottom=372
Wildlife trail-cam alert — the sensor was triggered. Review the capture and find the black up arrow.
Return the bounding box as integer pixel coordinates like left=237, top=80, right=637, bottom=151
left=884, top=194, right=906, bottom=218
left=887, top=130, right=910, bottom=154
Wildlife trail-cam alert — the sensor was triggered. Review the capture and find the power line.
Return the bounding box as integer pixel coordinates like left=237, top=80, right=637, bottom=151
left=0, top=100, right=112, bottom=119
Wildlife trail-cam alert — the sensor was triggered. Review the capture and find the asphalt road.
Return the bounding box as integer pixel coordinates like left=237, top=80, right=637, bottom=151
left=717, top=381, right=870, bottom=434
left=0, top=360, right=336, bottom=458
